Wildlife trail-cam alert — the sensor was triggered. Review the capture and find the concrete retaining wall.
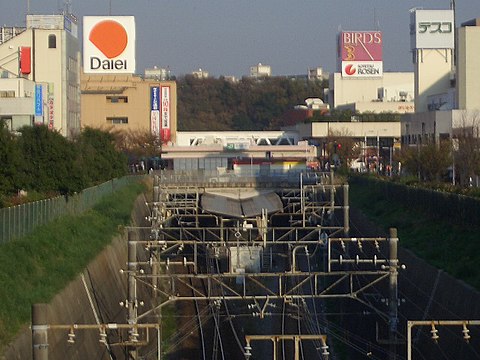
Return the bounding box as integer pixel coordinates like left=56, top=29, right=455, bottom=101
left=2, top=194, right=150, bottom=360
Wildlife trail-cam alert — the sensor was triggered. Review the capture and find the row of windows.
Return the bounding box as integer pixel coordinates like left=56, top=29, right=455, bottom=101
left=0, top=91, right=15, bottom=97
left=107, top=117, right=128, bottom=124
left=106, top=96, right=128, bottom=103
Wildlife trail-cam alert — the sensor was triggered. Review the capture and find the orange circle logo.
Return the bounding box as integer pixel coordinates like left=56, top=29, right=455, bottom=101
left=89, top=20, right=128, bottom=58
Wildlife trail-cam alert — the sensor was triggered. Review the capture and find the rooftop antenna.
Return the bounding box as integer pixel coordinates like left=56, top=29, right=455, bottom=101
left=450, top=0, right=456, bottom=68
left=373, top=8, right=380, bottom=30
left=109, top=0, right=112, bottom=15
left=63, top=0, right=72, bottom=15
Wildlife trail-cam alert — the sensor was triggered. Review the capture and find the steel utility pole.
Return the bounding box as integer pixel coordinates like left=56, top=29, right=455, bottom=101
left=32, top=303, right=48, bottom=360
left=388, top=228, right=399, bottom=360
left=128, top=231, right=139, bottom=359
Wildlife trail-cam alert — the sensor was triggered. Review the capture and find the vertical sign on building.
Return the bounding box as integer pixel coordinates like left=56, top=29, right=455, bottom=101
left=150, top=86, right=160, bottom=136
left=20, top=47, right=32, bottom=75
left=47, top=83, right=54, bottom=129
left=160, top=86, right=171, bottom=143
left=35, top=84, right=43, bottom=117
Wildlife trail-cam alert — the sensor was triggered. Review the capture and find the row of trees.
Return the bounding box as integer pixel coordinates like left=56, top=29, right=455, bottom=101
left=177, top=75, right=326, bottom=131
left=0, top=124, right=127, bottom=205
left=324, top=127, right=480, bottom=189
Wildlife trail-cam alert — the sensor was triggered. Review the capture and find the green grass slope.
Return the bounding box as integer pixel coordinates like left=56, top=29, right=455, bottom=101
left=0, top=181, right=146, bottom=351
left=349, top=179, right=480, bottom=290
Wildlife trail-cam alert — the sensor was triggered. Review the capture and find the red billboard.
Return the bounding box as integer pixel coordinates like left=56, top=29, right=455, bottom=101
left=339, top=31, right=382, bottom=62
left=20, top=47, right=31, bottom=74
left=160, top=86, right=171, bottom=143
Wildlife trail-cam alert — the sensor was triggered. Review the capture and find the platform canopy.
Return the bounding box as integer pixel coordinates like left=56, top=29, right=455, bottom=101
left=201, top=189, right=283, bottom=218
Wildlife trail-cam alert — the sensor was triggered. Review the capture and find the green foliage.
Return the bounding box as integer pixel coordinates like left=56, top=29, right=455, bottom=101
left=177, top=76, right=325, bottom=131
left=349, top=177, right=480, bottom=290
left=0, top=121, right=22, bottom=196
left=398, top=141, right=452, bottom=182
left=0, top=181, right=145, bottom=351
left=75, top=127, right=128, bottom=183
left=17, top=126, right=79, bottom=193
left=0, top=126, right=128, bottom=202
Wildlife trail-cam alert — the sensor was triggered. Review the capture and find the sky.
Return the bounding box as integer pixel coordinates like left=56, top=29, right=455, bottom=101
left=1, top=0, right=479, bottom=78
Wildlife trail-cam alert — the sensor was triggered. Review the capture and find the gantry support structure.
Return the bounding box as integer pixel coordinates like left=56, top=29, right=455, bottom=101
left=33, top=170, right=401, bottom=359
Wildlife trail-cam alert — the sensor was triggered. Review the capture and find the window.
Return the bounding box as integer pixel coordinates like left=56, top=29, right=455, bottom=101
left=106, top=96, right=128, bottom=103
left=48, top=34, right=56, bottom=49
left=0, top=91, right=15, bottom=98
left=107, top=117, right=128, bottom=124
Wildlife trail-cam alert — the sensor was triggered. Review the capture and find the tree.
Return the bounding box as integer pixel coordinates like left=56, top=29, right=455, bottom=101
left=176, top=76, right=326, bottom=131
left=453, top=110, right=480, bottom=186
left=75, top=127, right=127, bottom=183
left=326, top=129, right=359, bottom=170
left=0, top=121, right=22, bottom=196
left=17, top=125, right=80, bottom=194
left=399, top=141, right=452, bottom=182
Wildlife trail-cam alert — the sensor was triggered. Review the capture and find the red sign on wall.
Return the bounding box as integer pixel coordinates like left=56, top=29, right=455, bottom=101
left=48, top=96, right=54, bottom=129
left=339, top=31, right=382, bottom=62
left=20, top=47, right=31, bottom=74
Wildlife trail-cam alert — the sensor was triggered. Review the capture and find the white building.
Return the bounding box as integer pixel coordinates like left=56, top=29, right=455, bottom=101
left=144, top=66, right=170, bottom=81
left=402, top=15, right=480, bottom=145
left=192, top=68, right=209, bottom=79
left=250, top=63, right=271, bottom=78
left=308, top=67, right=324, bottom=81
left=0, top=14, right=81, bottom=137
left=328, top=72, right=415, bottom=113
left=410, top=8, right=455, bottom=113
left=0, top=77, right=36, bottom=132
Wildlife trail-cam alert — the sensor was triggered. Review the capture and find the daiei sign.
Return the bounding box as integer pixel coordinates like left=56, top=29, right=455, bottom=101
left=83, top=16, right=136, bottom=74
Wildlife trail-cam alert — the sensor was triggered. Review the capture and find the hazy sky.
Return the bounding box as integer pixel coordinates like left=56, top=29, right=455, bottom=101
left=1, top=0, right=479, bottom=77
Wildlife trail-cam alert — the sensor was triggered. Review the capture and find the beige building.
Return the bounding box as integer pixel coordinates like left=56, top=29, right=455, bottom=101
left=81, top=73, right=178, bottom=144
left=327, top=72, right=414, bottom=113
left=402, top=16, right=480, bottom=146
left=409, top=9, right=455, bottom=113
left=457, top=18, right=480, bottom=110
left=0, top=15, right=81, bottom=137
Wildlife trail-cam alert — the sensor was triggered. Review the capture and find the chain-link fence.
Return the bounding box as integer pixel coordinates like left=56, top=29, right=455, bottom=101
left=0, top=176, right=143, bottom=244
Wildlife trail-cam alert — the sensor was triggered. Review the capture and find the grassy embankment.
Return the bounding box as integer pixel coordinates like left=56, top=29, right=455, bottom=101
left=349, top=177, right=480, bottom=290
left=0, top=181, right=147, bottom=351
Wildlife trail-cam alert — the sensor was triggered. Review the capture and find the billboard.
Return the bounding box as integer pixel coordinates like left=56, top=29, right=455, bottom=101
left=35, top=84, right=43, bottom=117
left=20, top=47, right=31, bottom=75
left=83, top=16, right=136, bottom=74
left=339, top=31, right=382, bottom=61
left=150, top=87, right=160, bottom=136
left=341, top=61, right=383, bottom=78
left=410, top=9, right=454, bottom=49
left=160, top=86, right=171, bottom=143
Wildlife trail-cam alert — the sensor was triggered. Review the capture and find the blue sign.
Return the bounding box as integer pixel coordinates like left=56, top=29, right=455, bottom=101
left=35, top=85, right=43, bottom=116
left=151, top=87, right=159, bottom=111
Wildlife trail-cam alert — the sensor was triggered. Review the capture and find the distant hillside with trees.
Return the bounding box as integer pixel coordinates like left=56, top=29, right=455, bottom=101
left=177, top=75, right=326, bottom=131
